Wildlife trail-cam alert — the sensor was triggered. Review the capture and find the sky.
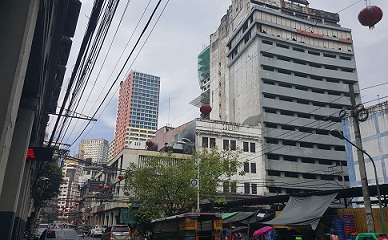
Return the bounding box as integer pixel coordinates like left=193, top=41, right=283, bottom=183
left=53, top=0, right=388, bottom=155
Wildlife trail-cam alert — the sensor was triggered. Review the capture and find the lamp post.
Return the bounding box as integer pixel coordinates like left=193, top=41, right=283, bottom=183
left=330, top=129, right=385, bottom=233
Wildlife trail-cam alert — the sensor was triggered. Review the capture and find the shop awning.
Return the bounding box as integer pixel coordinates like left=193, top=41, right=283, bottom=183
left=263, top=193, right=338, bottom=230
left=222, top=212, right=238, bottom=220
left=223, top=212, right=255, bottom=224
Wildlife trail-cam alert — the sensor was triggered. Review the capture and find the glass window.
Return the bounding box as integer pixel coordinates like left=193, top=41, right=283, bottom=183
left=244, top=162, right=249, bottom=173
left=252, top=183, right=257, bottom=194
left=230, top=140, right=236, bottom=150
left=210, top=138, right=216, bottom=148
left=231, top=181, right=237, bottom=193
left=223, top=181, right=229, bottom=193
left=250, top=142, right=256, bottom=153
left=202, top=137, right=209, bottom=148
left=223, top=140, right=229, bottom=150
left=251, top=163, right=256, bottom=173
left=243, top=142, right=249, bottom=152
left=244, top=183, right=250, bottom=194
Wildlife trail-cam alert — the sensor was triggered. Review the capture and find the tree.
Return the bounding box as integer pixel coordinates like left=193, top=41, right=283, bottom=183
left=123, top=148, right=242, bottom=222
left=32, top=161, right=62, bottom=212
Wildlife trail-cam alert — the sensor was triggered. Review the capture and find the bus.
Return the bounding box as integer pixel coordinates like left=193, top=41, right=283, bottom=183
left=151, top=212, right=222, bottom=240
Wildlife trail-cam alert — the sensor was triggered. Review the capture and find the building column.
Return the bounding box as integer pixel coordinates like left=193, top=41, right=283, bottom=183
left=13, top=160, right=33, bottom=240
left=0, top=104, right=36, bottom=240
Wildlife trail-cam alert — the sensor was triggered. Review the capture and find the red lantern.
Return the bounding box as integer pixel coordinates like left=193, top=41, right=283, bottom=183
left=82, top=197, right=86, bottom=201
left=118, top=175, right=125, bottom=181
left=75, top=203, right=78, bottom=206
left=98, top=183, right=104, bottom=189
left=358, top=5, right=383, bottom=28
left=200, top=105, right=212, bottom=114
left=104, top=186, right=110, bottom=190
left=146, top=140, right=154, bottom=148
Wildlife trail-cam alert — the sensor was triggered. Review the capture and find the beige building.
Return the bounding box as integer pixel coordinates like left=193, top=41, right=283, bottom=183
left=204, top=0, right=362, bottom=194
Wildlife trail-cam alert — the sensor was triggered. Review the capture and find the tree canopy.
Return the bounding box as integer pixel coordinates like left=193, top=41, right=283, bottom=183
left=123, top=148, right=242, bottom=222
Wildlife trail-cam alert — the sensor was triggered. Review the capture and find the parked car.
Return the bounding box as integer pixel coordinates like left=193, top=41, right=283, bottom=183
left=31, top=224, right=49, bottom=240
left=101, top=225, right=131, bottom=240
left=38, top=228, right=79, bottom=240
left=90, top=225, right=106, bottom=237
left=355, top=233, right=388, bottom=240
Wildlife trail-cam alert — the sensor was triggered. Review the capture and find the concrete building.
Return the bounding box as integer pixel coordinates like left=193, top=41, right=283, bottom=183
left=57, top=159, right=83, bottom=222
left=0, top=1, right=81, bottom=239
left=113, top=71, right=161, bottom=157
left=86, top=148, right=191, bottom=226
left=205, top=0, right=362, bottom=194
left=153, top=118, right=264, bottom=195
left=343, top=101, right=388, bottom=189
left=78, top=139, right=109, bottom=164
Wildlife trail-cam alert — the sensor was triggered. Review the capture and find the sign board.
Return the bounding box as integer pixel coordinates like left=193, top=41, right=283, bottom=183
left=95, top=192, right=113, bottom=200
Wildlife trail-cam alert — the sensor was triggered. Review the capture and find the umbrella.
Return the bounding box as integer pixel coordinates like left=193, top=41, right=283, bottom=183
left=232, top=226, right=248, bottom=233
left=219, top=228, right=232, bottom=236
left=253, top=226, right=273, bottom=237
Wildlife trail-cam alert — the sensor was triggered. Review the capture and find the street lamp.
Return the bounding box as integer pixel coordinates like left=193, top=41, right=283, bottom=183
left=330, top=129, right=385, bottom=233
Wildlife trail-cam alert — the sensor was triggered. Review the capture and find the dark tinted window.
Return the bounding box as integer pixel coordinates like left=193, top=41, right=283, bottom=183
left=112, top=226, right=130, bottom=232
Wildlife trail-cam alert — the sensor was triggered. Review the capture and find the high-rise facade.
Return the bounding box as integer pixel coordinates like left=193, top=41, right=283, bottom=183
left=207, top=0, right=361, bottom=195
left=78, top=139, right=109, bottom=164
left=114, top=71, right=160, bottom=157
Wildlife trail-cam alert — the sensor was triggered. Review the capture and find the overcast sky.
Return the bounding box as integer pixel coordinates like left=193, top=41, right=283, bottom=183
left=53, top=0, right=388, bottom=155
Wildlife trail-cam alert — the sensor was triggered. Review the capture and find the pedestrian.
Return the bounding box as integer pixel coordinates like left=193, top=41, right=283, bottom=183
left=330, top=230, right=339, bottom=240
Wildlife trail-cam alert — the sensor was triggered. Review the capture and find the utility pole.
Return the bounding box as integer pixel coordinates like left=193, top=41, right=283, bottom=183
left=349, top=84, right=375, bottom=232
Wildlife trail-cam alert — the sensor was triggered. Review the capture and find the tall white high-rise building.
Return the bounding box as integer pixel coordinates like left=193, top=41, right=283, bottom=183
left=205, top=0, right=361, bottom=195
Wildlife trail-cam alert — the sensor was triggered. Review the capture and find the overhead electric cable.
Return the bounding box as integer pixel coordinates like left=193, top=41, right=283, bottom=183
left=69, top=0, right=165, bottom=146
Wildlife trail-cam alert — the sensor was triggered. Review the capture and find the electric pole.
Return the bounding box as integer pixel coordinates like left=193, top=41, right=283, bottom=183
left=349, top=84, right=375, bottom=232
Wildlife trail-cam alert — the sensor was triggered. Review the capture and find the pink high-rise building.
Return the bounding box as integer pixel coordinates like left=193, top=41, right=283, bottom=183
left=113, top=71, right=160, bottom=157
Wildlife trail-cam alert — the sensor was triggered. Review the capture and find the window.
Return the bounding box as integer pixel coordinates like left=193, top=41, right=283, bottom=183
left=231, top=181, right=237, bottom=193
left=243, top=142, right=249, bottom=152
left=230, top=140, right=236, bottom=150
left=250, top=142, right=256, bottom=153
left=223, top=181, right=229, bottom=193
left=251, top=184, right=257, bottom=194
left=210, top=138, right=216, bottom=148
left=244, top=162, right=249, bottom=173
left=223, top=140, right=229, bottom=150
left=251, top=163, right=256, bottom=173
left=202, top=137, right=208, bottom=148
left=244, top=183, right=250, bottom=194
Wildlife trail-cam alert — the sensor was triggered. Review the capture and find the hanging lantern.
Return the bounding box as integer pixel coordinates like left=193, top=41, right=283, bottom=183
left=200, top=105, right=212, bottom=114
left=358, top=5, right=383, bottom=28
left=82, top=197, right=86, bottom=201
left=118, top=175, right=125, bottom=181
left=98, top=183, right=104, bottom=189
left=75, top=202, right=78, bottom=206
left=146, top=140, right=154, bottom=148
left=104, top=186, right=110, bottom=190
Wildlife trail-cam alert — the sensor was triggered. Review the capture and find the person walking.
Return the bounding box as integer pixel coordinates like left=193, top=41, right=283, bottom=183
left=330, top=230, right=339, bottom=240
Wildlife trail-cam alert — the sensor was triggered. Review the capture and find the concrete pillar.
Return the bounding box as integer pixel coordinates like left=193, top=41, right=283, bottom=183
left=0, top=104, right=36, bottom=240
left=13, top=160, right=33, bottom=240
left=0, top=0, right=39, bottom=193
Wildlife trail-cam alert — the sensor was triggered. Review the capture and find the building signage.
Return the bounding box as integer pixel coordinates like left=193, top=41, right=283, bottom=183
left=95, top=192, right=113, bottom=200
left=222, top=122, right=240, bottom=131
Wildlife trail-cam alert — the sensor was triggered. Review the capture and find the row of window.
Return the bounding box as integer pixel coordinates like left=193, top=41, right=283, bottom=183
left=267, top=170, right=349, bottom=181
left=263, top=92, right=350, bottom=111
left=267, top=153, right=347, bottom=166
left=262, top=52, right=354, bottom=73
left=202, top=137, right=256, bottom=153
left=265, top=137, right=345, bottom=151
left=262, top=78, right=349, bottom=99
left=264, top=107, right=342, bottom=123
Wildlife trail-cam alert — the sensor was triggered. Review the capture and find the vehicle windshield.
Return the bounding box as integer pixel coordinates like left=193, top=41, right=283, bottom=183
left=38, top=224, right=49, bottom=228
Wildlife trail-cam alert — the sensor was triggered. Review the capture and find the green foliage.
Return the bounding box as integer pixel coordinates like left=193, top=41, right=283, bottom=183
left=32, top=161, right=62, bottom=210
left=124, top=148, right=241, bottom=220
